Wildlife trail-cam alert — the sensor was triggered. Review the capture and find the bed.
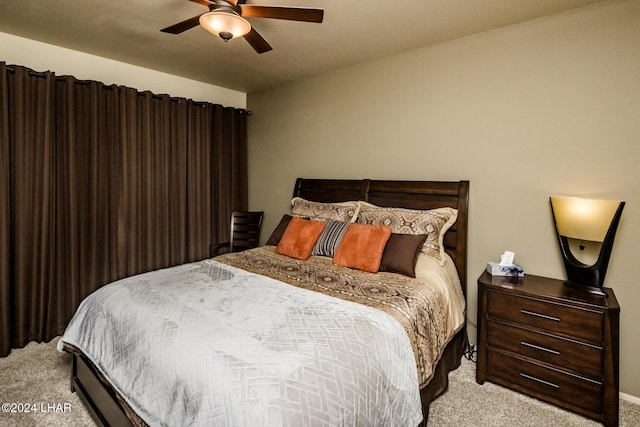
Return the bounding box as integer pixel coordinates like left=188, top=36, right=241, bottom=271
left=59, top=178, right=470, bottom=426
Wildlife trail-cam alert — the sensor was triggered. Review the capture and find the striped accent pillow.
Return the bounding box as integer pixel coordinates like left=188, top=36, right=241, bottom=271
left=312, top=220, right=351, bottom=257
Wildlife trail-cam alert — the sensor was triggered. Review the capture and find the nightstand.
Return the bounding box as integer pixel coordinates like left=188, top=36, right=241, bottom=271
left=476, top=271, right=620, bottom=426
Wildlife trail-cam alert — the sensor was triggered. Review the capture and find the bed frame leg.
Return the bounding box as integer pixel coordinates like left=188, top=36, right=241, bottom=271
left=70, top=354, right=77, bottom=393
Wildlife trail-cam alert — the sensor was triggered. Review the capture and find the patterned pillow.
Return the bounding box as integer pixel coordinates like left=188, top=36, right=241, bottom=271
left=291, top=197, right=359, bottom=223
left=357, top=204, right=457, bottom=265
left=312, top=220, right=351, bottom=257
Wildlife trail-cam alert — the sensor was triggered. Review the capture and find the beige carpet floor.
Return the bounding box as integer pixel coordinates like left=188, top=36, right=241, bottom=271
left=1, top=338, right=639, bottom=426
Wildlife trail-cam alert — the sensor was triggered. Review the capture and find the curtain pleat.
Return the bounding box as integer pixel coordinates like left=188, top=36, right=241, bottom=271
left=3, top=66, right=57, bottom=347
left=209, top=105, right=249, bottom=248
left=169, top=99, right=189, bottom=264
left=0, top=63, right=12, bottom=356
left=187, top=101, right=213, bottom=261
left=0, top=63, right=249, bottom=357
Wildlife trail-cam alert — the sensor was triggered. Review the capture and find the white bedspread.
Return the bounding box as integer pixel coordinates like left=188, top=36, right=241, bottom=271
left=58, top=259, right=423, bottom=427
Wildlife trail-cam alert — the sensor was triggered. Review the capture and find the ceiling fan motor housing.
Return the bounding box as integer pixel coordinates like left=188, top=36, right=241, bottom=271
left=210, top=0, right=242, bottom=15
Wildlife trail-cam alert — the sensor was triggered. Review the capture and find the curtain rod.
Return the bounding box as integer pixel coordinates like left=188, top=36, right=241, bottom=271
left=4, top=64, right=251, bottom=114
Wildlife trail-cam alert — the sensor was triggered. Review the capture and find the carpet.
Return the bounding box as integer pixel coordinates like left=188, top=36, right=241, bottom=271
left=1, top=338, right=638, bottom=426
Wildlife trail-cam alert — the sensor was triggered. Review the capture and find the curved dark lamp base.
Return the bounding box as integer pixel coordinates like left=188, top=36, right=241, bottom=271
left=551, top=200, right=625, bottom=294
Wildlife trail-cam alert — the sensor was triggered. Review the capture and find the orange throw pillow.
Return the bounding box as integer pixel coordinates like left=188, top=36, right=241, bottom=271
left=333, top=224, right=392, bottom=273
left=275, top=217, right=326, bottom=260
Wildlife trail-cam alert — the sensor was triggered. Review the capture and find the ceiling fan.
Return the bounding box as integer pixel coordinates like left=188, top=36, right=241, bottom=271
left=161, top=0, right=324, bottom=54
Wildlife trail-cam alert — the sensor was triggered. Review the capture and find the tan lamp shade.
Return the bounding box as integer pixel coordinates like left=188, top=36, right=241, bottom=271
left=550, top=196, right=622, bottom=242
left=199, top=10, right=251, bottom=40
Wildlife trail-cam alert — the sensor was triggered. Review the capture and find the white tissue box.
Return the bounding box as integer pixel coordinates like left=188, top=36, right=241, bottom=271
left=487, top=262, right=524, bottom=277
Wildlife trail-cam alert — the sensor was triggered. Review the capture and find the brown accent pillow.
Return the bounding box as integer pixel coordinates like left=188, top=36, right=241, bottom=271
left=379, top=233, right=428, bottom=278
left=333, top=224, right=392, bottom=273
left=266, top=214, right=294, bottom=246
left=275, top=217, right=326, bottom=260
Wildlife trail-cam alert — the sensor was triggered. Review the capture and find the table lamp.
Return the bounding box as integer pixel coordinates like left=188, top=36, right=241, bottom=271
left=550, top=196, right=625, bottom=296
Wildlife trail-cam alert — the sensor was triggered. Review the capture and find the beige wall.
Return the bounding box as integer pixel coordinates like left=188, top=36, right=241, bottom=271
left=247, top=0, right=640, bottom=398
left=0, top=32, right=246, bottom=108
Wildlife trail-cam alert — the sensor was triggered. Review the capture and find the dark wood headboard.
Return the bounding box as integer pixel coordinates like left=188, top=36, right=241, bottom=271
left=293, top=178, right=470, bottom=295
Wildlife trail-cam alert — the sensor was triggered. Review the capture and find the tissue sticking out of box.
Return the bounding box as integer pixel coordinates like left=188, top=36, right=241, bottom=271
left=500, top=251, right=515, bottom=266
left=487, top=251, right=524, bottom=277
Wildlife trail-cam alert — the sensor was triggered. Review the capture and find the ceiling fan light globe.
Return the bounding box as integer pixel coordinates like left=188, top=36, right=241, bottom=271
left=199, top=10, right=251, bottom=40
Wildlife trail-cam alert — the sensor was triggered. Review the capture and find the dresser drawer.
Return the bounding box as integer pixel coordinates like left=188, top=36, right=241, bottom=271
left=487, top=320, right=603, bottom=379
left=487, top=290, right=603, bottom=345
left=487, top=350, right=603, bottom=415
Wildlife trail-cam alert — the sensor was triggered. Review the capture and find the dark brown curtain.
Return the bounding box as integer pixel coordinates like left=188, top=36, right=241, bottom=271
left=0, top=63, right=249, bottom=357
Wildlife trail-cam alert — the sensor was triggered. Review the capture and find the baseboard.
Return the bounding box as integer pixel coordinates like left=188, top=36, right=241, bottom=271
left=620, top=392, right=640, bottom=405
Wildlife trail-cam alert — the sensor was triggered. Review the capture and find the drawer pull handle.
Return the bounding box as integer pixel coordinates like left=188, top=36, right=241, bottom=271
left=520, top=309, right=560, bottom=322
left=520, top=341, right=560, bottom=355
left=520, top=373, right=559, bottom=389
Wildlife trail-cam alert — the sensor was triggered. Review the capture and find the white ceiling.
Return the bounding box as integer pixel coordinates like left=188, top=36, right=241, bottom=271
left=0, top=0, right=602, bottom=93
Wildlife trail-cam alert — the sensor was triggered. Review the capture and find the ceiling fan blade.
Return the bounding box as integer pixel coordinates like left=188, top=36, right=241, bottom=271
left=161, top=14, right=203, bottom=34
left=244, top=27, right=273, bottom=54
left=240, top=6, right=324, bottom=23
